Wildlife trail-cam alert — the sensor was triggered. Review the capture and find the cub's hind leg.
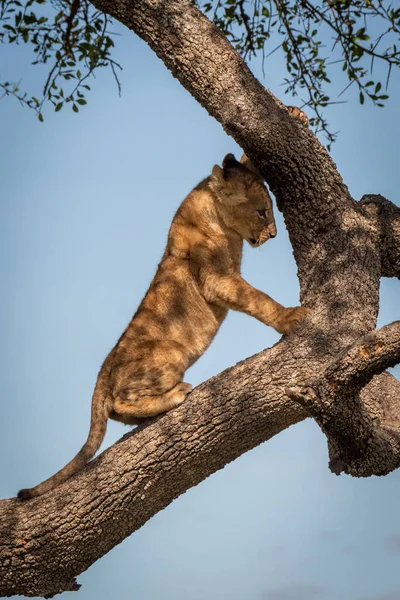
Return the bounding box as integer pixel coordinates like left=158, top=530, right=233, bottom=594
left=113, top=382, right=192, bottom=421
left=110, top=340, right=192, bottom=422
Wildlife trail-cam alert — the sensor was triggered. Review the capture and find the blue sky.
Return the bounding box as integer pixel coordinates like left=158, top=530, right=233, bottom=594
left=1, top=10, right=400, bottom=600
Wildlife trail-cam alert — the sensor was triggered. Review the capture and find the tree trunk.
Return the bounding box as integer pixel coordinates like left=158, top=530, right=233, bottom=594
left=1, top=0, right=399, bottom=596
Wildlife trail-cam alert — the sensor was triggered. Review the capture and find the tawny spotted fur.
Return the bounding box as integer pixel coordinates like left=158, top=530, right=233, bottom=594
left=18, top=151, right=309, bottom=500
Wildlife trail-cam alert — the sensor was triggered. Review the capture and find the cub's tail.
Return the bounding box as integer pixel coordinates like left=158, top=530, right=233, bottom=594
left=18, top=380, right=111, bottom=500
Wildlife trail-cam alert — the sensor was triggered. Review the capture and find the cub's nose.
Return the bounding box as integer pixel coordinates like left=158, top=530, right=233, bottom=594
left=268, top=223, right=277, bottom=238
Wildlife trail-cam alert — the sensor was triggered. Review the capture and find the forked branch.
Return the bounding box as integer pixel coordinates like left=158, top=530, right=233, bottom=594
left=290, top=322, right=400, bottom=477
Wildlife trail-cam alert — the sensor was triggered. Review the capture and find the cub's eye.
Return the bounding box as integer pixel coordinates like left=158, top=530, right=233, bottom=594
left=257, top=209, right=266, bottom=218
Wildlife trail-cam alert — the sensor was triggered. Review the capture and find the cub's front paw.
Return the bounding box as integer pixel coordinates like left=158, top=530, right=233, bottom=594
left=276, top=306, right=310, bottom=335
left=286, top=106, right=309, bottom=126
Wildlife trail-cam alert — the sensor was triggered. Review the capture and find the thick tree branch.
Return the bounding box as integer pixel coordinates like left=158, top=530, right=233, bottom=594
left=0, top=337, right=309, bottom=598
left=360, top=194, right=400, bottom=279
left=290, top=322, right=400, bottom=477
left=2, top=332, right=400, bottom=597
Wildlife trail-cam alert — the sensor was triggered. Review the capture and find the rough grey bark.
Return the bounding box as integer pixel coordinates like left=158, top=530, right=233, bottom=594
left=1, top=0, right=400, bottom=597
left=360, top=194, right=400, bottom=278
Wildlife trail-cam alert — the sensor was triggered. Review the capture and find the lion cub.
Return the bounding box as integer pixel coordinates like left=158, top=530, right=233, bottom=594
left=18, top=153, right=309, bottom=500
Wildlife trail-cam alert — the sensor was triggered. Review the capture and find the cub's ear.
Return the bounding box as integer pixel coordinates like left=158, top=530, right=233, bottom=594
left=239, top=153, right=262, bottom=178
left=210, top=154, right=240, bottom=192
left=222, top=153, right=238, bottom=170
left=210, top=164, right=225, bottom=188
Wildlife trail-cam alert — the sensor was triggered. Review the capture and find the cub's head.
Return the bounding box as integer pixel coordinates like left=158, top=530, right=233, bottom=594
left=209, top=153, right=276, bottom=247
